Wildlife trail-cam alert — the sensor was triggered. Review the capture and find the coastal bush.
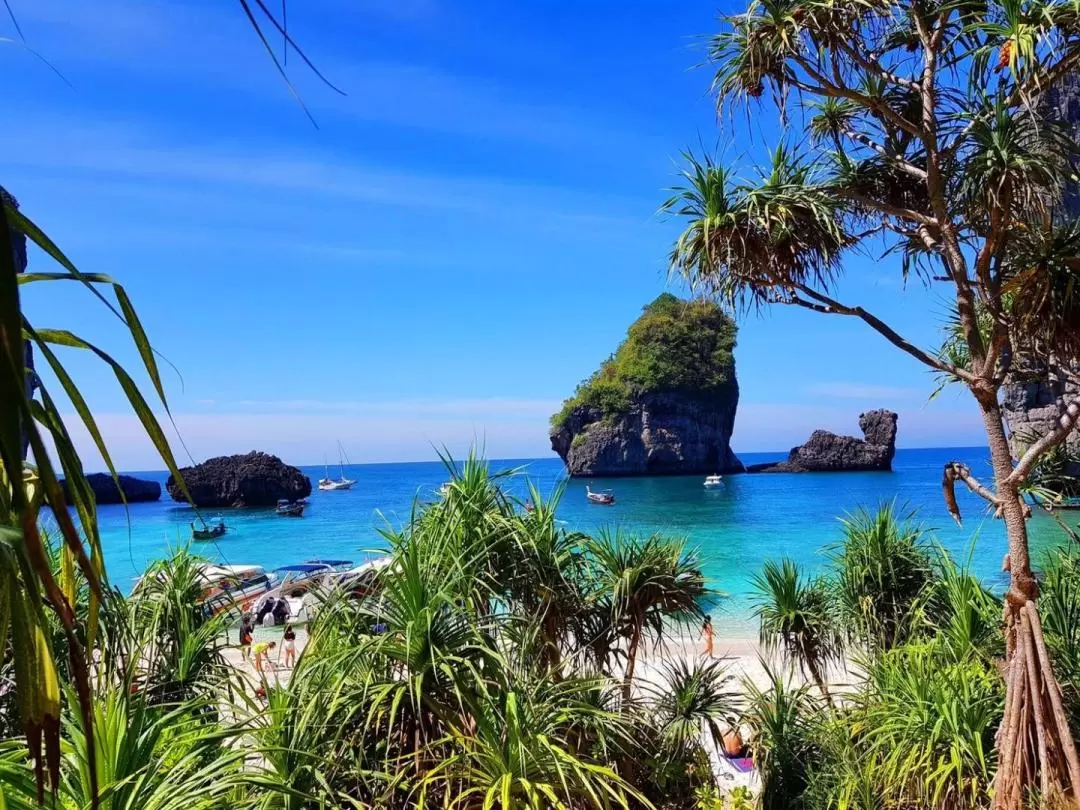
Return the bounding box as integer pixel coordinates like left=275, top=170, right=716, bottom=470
left=752, top=559, right=841, bottom=704
left=551, top=293, right=737, bottom=428
left=830, top=504, right=936, bottom=652
left=0, top=454, right=733, bottom=809
left=748, top=506, right=1016, bottom=810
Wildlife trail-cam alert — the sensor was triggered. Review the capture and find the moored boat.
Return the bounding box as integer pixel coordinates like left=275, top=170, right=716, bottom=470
left=318, top=442, right=356, bottom=491
left=252, top=559, right=362, bottom=624
left=276, top=499, right=305, bottom=517
left=703, top=474, right=723, bottom=488
left=1031, top=493, right=1080, bottom=511
left=586, top=485, right=615, bottom=505
left=175, top=563, right=275, bottom=617
left=191, top=519, right=226, bottom=541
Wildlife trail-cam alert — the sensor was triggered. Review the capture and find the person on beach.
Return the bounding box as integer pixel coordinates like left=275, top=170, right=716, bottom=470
left=253, top=641, right=276, bottom=674
left=239, top=614, right=254, bottom=661
left=283, top=624, right=297, bottom=668
left=701, top=615, right=714, bottom=658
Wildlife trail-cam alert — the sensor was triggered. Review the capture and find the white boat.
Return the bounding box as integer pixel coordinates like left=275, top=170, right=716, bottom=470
left=318, top=442, right=356, bottom=491
left=439, top=482, right=451, bottom=497
left=586, top=485, right=615, bottom=505
left=251, top=559, right=356, bottom=624
left=703, top=474, right=724, bottom=488
left=194, top=564, right=275, bottom=616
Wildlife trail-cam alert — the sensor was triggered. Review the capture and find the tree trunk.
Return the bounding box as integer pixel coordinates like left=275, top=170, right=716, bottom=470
left=980, top=395, right=1080, bottom=809
left=622, top=617, right=643, bottom=704
left=805, top=658, right=834, bottom=707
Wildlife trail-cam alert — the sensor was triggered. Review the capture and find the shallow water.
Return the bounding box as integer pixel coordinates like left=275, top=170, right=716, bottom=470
left=90, top=448, right=1071, bottom=629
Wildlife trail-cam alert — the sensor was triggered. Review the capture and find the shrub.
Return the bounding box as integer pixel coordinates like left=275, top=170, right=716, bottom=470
left=551, top=294, right=737, bottom=427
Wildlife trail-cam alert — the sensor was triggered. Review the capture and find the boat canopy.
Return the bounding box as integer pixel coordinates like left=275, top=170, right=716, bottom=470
left=304, top=559, right=352, bottom=567
left=274, top=563, right=332, bottom=573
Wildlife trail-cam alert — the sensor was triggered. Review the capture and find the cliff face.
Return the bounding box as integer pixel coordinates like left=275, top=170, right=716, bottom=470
left=1003, top=367, right=1080, bottom=473
left=550, top=392, right=743, bottom=477
left=550, top=294, right=742, bottom=477
left=746, top=410, right=898, bottom=473
left=1002, top=74, right=1080, bottom=468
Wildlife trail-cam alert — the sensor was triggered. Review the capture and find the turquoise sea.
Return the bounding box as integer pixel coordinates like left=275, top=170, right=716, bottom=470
left=92, top=448, right=1072, bottom=632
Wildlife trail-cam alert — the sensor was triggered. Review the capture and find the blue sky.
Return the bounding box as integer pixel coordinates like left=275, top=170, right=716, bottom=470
left=6, top=0, right=984, bottom=469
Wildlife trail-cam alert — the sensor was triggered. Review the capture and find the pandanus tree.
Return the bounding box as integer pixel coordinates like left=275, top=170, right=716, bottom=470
left=752, top=558, right=842, bottom=704
left=665, top=3, right=1080, bottom=803
left=585, top=531, right=709, bottom=702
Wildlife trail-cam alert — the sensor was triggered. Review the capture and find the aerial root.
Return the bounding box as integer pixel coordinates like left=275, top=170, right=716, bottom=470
left=992, top=601, right=1080, bottom=810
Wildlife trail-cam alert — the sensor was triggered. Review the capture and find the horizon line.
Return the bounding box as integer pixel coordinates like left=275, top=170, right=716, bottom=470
left=108, top=444, right=992, bottom=474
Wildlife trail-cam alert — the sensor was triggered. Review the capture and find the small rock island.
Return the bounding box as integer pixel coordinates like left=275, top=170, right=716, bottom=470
left=550, top=294, right=743, bottom=476
left=746, top=409, right=898, bottom=473
left=61, top=473, right=161, bottom=504
left=167, top=451, right=311, bottom=507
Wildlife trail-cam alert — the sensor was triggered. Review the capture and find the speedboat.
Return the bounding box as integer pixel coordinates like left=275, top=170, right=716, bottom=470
left=191, top=519, right=226, bottom=541
left=252, top=559, right=356, bottom=624
left=586, top=485, right=615, bottom=505
left=196, top=564, right=275, bottom=616
left=276, top=499, right=305, bottom=517
left=703, top=474, right=723, bottom=488
left=132, top=562, right=274, bottom=617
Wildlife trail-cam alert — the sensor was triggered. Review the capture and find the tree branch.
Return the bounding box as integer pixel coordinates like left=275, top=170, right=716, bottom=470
left=791, top=54, right=924, bottom=138
left=839, top=128, right=928, bottom=181
left=1007, top=396, right=1080, bottom=487
left=841, top=191, right=936, bottom=226
left=790, top=283, right=973, bottom=380
left=942, top=461, right=1001, bottom=526
left=835, top=40, right=921, bottom=92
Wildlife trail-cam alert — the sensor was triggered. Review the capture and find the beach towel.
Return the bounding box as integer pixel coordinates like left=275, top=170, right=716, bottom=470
left=724, top=756, right=754, bottom=773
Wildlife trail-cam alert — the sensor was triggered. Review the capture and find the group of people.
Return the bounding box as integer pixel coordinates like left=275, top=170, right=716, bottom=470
left=255, top=595, right=291, bottom=626
left=239, top=613, right=297, bottom=675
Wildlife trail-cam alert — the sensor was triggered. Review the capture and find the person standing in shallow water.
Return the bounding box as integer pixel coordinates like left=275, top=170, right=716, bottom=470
left=701, top=616, right=714, bottom=658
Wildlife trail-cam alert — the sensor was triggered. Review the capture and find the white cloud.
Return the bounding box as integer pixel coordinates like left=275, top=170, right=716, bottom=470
left=59, top=398, right=987, bottom=473
left=803, top=382, right=924, bottom=400
left=227, top=397, right=560, bottom=417
left=59, top=400, right=560, bottom=471
left=0, top=117, right=652, bottom=231
left=732, top=403, right=984, bottom=451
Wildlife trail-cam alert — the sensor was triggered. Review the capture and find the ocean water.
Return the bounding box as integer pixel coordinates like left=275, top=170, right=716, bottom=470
left=89, top=448, right=1072, bottom=630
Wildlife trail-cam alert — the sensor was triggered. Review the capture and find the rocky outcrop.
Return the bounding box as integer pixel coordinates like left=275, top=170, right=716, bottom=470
left=550, top=392, right=743, bottom=477
left=167, top=451, right=311, bottom=507
left=747, top=410, right=898, bottom=473
left=550, top=294, right=742, bottom=477
left=1003, top=366, right=1080, bottom=474
left=61, top=473, right=161, bottom=504
left=1001, top=76, right=1080, bottom=471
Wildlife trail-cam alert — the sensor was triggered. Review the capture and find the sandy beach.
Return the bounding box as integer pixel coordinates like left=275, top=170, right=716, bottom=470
left=222, top=621, right=779, bottom=792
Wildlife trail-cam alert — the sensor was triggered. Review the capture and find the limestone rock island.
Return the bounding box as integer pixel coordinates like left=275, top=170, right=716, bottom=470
left=550, top=294, right=743, bottom=476
left=746, top=409, right=898, bottom=473
left=61, top=473, right=161, bottom=504
left=167, top=451, right=312, bottom=507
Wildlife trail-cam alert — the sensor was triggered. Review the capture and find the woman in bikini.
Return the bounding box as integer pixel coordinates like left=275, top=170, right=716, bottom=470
left=283, top=624, right=297, bottom=668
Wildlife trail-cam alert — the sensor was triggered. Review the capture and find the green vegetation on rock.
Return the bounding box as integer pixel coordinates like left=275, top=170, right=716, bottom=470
left=551, top=293, right=737, bottom=427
